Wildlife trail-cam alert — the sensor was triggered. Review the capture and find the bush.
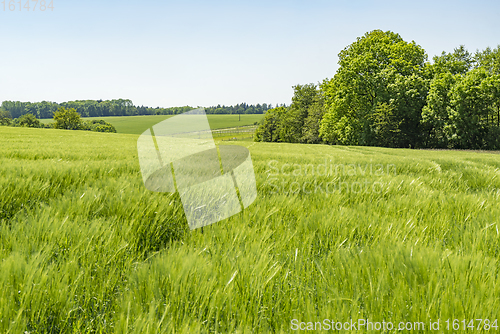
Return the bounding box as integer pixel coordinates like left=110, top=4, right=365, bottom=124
left=53, top=107, right=81, bottom=130
left=93, top=124, right=117, bottom=133
left=18, top=113, right=42, bottom=128
left=80, top=119, right=117, bottom=133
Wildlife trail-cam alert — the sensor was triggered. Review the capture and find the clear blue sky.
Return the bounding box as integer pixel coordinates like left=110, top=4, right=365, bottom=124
left=1, top=0, right=499, bottom=108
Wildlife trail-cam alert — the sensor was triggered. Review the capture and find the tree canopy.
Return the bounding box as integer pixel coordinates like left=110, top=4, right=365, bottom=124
left=53, top=107, right=81, bottom=130
left=255, top=29, right=500, bottom=150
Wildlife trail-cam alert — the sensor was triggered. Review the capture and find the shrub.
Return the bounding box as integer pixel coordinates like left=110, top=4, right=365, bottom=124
left=18, top=113, right=42, bottom=128
left=80, top=119, right=117, bottom=133
left=53, top=107, right=81, bottom=130
left=93, top=123, right=117, bottom=133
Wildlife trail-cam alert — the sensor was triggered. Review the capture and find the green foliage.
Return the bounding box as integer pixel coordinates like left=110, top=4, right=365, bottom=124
left=421, top=72, right=457, bottom=148
left=317, top=31, right=500, bottom=150
left=196, top=103, right=271, bottom=115
left=432, top=45, right=475, bottom=76
left=369, top=102, right=401, bottom=147
left=254, top=84, right=325, bottom=144
left=386, top=73, right=429, bottom=147
left=53, top=107, right=82, bottom=130
left=422, top=69, right=500, bottom=150
left=286, top=84, right=322, bottom=143
left=0, top=109, right=12, bottom=126
left=17, top=113, right=42, bottom=128
left=448, top=68, right=494, bottom=149
left=94, top=124, right=117, bottom=133
left=254, top=107, right=287, bottom=142
left=301, top=96, right=326, bottom=144
left=319, top=109, right=361, bottom=145
left=482, top=73, right=500, bottom=128
left=475, top=45, right=500, bottom=75
left=80, top=119, right=117, bottom=133
left=1, top=100, right=60, bottom=119
left=319, top=30, right=428, bottom=147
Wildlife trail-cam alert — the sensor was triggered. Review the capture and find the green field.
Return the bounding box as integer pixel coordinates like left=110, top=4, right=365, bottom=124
left=40, top=114, right=265, bottom=135
left=1, top=126, right=500, bottom=333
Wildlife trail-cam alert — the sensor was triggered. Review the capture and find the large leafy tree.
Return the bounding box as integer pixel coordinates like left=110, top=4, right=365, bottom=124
left=319, top=30, right=428, bottom=146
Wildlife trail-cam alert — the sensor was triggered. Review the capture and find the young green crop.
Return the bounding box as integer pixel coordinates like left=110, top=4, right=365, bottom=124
left=0, top=127, right=499, bottom=333
left=39, top=114, right=265, bottom=135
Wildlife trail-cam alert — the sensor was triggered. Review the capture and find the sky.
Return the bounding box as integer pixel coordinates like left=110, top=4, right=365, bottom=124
left=1, top=0, right=499, bottom=108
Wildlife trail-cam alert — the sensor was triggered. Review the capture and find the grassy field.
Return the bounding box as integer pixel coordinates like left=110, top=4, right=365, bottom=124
left=1, top=126, right=499, bottom=333
left=39, top=114, right=265, bottom=135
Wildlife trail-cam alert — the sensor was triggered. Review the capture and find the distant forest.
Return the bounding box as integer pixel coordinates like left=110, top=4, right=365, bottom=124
left=0, top=100, right=276, bottom=119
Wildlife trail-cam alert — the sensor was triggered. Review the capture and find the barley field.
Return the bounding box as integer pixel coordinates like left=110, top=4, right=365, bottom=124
left=1, top=126, right=499, bottom=333
left=39, top=114, right=265, bottom=135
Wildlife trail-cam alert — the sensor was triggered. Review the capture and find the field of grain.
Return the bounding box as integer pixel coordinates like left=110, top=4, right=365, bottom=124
left=1, top=126, right=499, bottom=333
left=39, top=114, right=265, bottom=135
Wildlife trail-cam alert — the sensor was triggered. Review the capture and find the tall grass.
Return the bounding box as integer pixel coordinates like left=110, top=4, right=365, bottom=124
left=0, top=127, right=499, bottom=333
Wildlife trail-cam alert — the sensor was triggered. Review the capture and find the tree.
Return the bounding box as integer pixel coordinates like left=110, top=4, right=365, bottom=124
left=0, top=109, right=12, bottom=126
left=369, top=102, right=401, bottom=147
left=17, top=113, right=41, bottom=128
left=301, top=95, right=326, bottom=144
left=254, top=107, right=287, bottom=142
left=253, top=84, right=324, bottom=144
left=285, top=83, right=323, bottom=143
left=421, top=72, right=457, bottom=148
left=432, top=45, right=475, bottom=76
left=386, top=73, right=429, bottom=147
left=475, top=46, right=500, bottom=75
left=448, top=68, right=492, bottom=149
left=320, top=30, right=428, bottom=146
left=53, top=107, right=81, bottom=130
left=481, top=73, right=500, bottom=127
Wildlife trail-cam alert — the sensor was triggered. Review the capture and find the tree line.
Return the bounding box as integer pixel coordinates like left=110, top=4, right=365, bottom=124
left=255, top=30, right=500, bottom=150
left=0, top=99, right=273, bottom=119
left=0, top=107, right=116, bottom=133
